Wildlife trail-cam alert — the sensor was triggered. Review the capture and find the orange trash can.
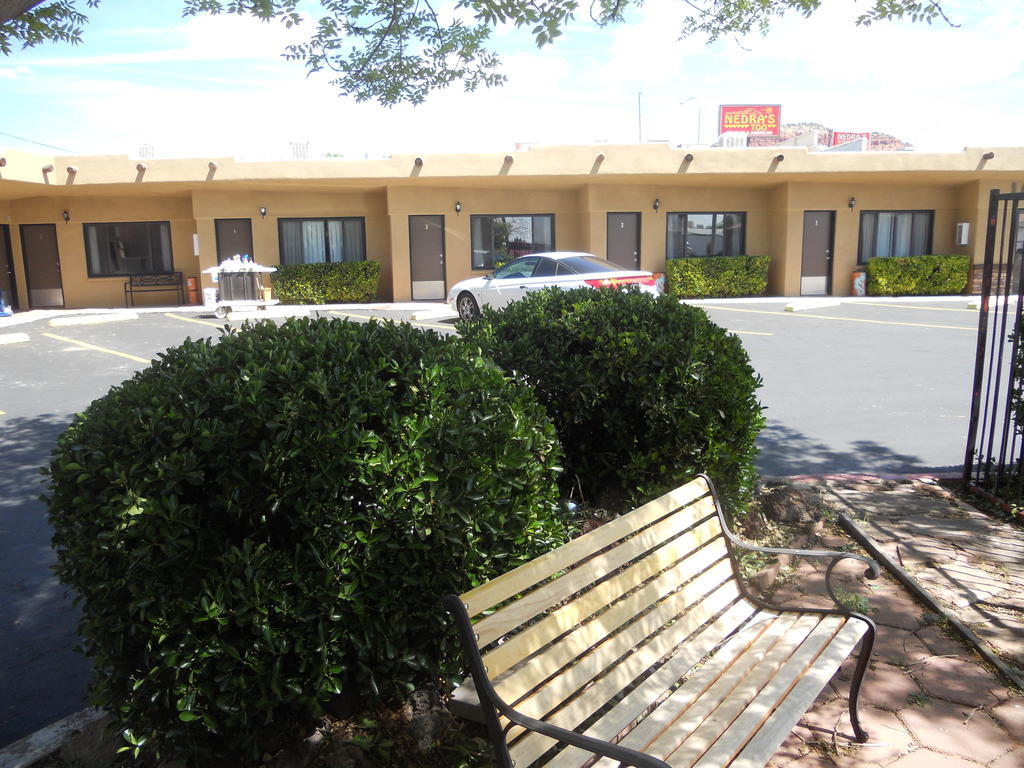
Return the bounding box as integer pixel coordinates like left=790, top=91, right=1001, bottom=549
left=186, top=276, right=201, bottom=305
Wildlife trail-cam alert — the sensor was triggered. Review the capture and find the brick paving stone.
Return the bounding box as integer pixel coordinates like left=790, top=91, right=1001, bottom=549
left=784, top=754, right=843, bottom=768
left=990, top=699, right=1024, bottom=742
left=988, top=746, right=1024, bottom=768
left=909, top=656, right=1003, bottom=708
left=914, top=624, right=968, bottom=657
left=870, top=591, right=926, bottom=631
left=830, top=706, right=917, bottom=766
left=858, top=663, right=926, bottom=711
left=798, top=698, right=849, bottom=740
left=769, top=727, right=816, bottom=766
left=885, top=750, right=986, bottom=767
left=897, top=698, right=1009, bottom=763
left=870, top=627, right=932, bottom=667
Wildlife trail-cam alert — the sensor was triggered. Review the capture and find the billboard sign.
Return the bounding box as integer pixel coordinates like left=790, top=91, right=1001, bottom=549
left=831, top=131, right=871, bottom=147
left=718, top=105, right=781, bottom=136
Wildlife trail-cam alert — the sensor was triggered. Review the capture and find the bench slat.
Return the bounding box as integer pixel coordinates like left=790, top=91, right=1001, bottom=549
left=593, top=613, right=811, bottom=765
left=460, top=476, right=712, bottom=617
left=483, top=516, right=725, bottom=680
left=498, top=556, right=736, bottom=717
left=723, top=619, right=866, bottom=768
left=663, top=615, right=844, bottom=767
left=518, top=600, right=766, bottom=768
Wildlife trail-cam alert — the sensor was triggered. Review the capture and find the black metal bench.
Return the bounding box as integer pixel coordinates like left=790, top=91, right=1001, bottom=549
left=444, top=474, right=879, bottom=768
left=123, top=272, right=184, bottom=307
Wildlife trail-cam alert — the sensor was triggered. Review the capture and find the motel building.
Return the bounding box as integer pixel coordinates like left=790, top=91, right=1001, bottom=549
left=0, top=142, right=1021, bottom=311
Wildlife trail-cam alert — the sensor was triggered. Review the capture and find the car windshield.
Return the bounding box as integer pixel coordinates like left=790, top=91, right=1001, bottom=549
left=557, top=255, right=625, bottom=274
left=493, top=258, right=538, bottom=279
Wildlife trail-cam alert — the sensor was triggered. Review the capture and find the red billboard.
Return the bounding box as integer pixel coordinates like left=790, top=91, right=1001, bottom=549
left=718, top=105, right=781, bottom=136
left=831, top=131, right=871, bottom=147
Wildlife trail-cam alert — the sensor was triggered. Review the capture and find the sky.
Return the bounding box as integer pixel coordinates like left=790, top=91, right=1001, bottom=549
left=0, top=0, right=1021, bottom=160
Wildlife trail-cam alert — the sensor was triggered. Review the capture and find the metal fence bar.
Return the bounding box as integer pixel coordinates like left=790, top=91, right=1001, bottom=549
left=965, top=190, right=1024, bottom=514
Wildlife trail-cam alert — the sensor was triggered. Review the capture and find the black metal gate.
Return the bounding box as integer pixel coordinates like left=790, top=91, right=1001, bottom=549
left=964, top=189, right=1024, bottom=512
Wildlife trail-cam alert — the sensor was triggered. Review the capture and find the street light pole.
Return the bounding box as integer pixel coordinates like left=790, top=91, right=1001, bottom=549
left=637, top=91, right=643, bottom=143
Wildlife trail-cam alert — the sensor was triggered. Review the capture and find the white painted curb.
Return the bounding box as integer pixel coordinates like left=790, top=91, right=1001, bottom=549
left=0, top=709, right=105, bottom=768
left=0, top=332, right=29, bottom=345
left=409, top=309, right=457, bottom=321
left=49, top=312, right=138, bottom=327
left=784, top=299, right=841, bottom=312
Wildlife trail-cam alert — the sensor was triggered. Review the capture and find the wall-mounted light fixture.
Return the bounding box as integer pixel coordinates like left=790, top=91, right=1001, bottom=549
left=136, top=163, right=147, bottom=172
left=414, top=157, right=424, bottom=167
left=259, top=206, right=267, bottom=219
left=774, top=154, right=785, bottom=163
left=982, top=151, right=995, bottom=160
left=208, top=161, right=218, bottom=170
left=66, top=165, right=77, bottom=175
left=684, top=153, right=695, bottom=163
left=653, top=198, right=661, bottom=212
left=62, top=209, right=70, bottom=223
left=455, top=201, right=462, bottom=215
left=595, top=153, right=605, bottom=163
left=504, top=155, right=514, bottom=165
left=848, top=196, right=857, bottom=210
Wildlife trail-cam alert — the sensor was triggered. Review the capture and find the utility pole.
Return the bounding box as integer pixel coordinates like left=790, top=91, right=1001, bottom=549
left=637, top=91, right=643, bottom=144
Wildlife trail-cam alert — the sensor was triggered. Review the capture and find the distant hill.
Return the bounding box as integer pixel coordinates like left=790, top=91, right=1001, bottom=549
left=746, top=122, right=912, bottom=151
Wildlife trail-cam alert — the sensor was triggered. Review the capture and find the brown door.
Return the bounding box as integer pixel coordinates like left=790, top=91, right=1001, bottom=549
left=801, top=211, right=835, bottom=295
left=607, top=212, right=640, bottom=269
left=20, top=224, right=64, bottom=308
left=215, top=219, right=254, bottom=262
left=0, top=225, right=18, bottom=310
left=409, top=215, right=446, bottom=300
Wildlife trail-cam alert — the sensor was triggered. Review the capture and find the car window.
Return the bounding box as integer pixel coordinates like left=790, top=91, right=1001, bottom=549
left=532, top=258, right=558, bottom=278
left=493, top=257, right=538, bottom=279
left=555, top=262, right=577, bottom=276
left=557, top=255, right=622, bottom=273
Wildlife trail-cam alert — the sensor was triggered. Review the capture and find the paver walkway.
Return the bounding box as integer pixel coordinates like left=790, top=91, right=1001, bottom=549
left=762, top=477, right=1024, bottom=768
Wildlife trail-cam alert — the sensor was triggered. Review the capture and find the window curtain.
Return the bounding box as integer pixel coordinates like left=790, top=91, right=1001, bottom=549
left=280, top=221, right=303, bottom=265
left=302, top=221, right=326, bottom=263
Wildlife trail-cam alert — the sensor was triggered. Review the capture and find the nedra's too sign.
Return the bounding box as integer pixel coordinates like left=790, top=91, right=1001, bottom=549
left=718, top=105, right=781, bottom=136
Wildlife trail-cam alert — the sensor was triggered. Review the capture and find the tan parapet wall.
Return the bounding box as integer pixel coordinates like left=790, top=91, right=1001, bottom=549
left=1, top=143, right=1023, bottom=307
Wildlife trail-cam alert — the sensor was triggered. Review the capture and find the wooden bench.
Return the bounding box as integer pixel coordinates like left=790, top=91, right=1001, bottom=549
left=123, top=272, right=184, bottom=306
left=444, top=475, right=879, bottom=768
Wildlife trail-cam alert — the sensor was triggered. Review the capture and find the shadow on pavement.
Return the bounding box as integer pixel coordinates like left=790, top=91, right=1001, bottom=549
left=0, top=413, right=92, bottom=748
left=757, top=421, right=961, bottom=477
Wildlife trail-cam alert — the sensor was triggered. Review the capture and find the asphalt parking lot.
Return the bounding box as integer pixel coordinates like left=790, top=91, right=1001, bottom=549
left=0, top=297, right=980, bottom=747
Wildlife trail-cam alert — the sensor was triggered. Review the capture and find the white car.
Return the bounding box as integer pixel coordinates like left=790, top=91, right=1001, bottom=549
left=447, top=251, right=660, bottom=320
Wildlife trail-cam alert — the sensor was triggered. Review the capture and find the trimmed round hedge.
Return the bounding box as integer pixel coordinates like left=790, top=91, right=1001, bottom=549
left=46, top=317, right=566, bottom=762
left=458, top=287, right=765, bottom=514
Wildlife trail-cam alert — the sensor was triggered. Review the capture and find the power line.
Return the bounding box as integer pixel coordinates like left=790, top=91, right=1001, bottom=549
left=0, top=130, right=77, bottom=153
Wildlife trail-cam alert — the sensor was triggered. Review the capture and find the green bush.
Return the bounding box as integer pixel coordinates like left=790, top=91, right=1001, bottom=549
left=459, top=287, right=765, bottom=515
left=866, top=254, right=970, bottom=296
left=665, top=255, right=770, bottom=298
left=46, top=317, right=565, bottom=763
left=272, top=261, right=380, bottom=304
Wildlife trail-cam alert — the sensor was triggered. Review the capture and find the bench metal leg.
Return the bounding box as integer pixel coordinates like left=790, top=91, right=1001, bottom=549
left=847, top=619, right=876, bottom=742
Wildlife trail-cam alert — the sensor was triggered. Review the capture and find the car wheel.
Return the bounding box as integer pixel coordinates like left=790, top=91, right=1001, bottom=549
left=457, top=292, right=480, bottom=321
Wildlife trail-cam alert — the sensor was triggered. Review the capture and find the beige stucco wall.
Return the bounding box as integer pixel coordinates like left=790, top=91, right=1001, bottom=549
left=1, top=144, right=1023, bottom=308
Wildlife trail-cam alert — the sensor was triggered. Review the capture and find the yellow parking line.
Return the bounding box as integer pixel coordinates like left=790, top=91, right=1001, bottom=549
left=704, top=305, right=976, bottom=331
left=165, top=312, right=223, bottom=328
left=0, top=410, right=5, bottom=416
left=42, top=333, right=151, bottom=363
left=844, top=301, right=977, bottom=313
left=329, top=310, right=454, bottom=332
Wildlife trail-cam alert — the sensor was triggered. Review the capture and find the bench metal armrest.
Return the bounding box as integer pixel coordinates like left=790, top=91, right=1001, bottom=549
left=444, top=595, right=669, bottom=768
left=500, top=708, right=670, bottom=768
left=698, top=476, right=879, bottom=612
